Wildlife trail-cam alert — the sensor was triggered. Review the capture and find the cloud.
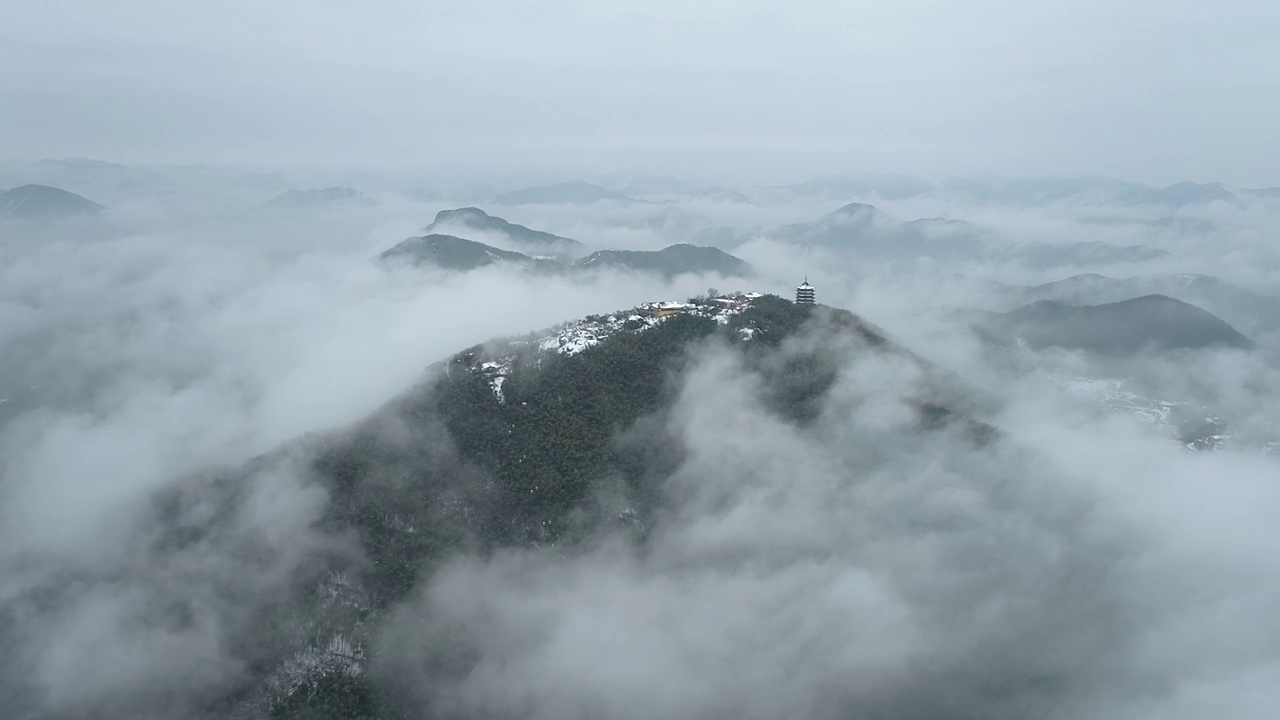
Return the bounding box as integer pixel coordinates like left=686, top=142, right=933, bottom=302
left=376, top=312, right=1280, bottom=719
left=3, top=173, right=1280, bottom=718
left=0, top=203, right=752, bottom=716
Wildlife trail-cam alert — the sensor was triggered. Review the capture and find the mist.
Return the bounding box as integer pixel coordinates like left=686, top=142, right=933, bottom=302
left=378, top=336, right=1280, bottom=719
left=4, top=165, right=1280, bottom=717
left=4, top=1, right=1280, bottom=717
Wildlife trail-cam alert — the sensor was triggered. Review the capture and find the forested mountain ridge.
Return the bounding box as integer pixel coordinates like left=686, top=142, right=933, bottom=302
left=32, top=295, right=992, bottom=719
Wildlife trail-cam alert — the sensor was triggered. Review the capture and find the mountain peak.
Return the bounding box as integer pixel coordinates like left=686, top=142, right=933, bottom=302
left=820, top=202, right=896, bottom=225
left=432, top=206, right=492, bottom=224
left=379, top=233, right=548, bottom=272
left=425, top=206, right=582, bottom=252
left=0, top=184, right=105, bottom=219
left=830, top=201, right=882, bottom=216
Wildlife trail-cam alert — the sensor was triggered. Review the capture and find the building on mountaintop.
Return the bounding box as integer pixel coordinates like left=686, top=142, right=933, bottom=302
left=652, top=301, right=688, bottom=318
left=795, top=278, right=816, bottom=304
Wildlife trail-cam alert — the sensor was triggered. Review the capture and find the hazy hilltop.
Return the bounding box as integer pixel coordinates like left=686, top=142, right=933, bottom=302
left=574, top=243, right=754, bottom=278
left=972, top=294, right=1253, bottom=354
left=0, top=184, right=104, bottom=219
left=778, top=202, right=984, bottom=256
left=425, top=207, right=583, bottom=255
left=0, top=158, right=182, bottom=205
left=378, top=232, right=753, bottom=279
left=980, top=273, right=1280, bottom=337
left=378, top=233, right=559, bottom=272
left=775, top=201, right=1169, bottom=267
left=1135, top=181, right=1240, bottom=207
left=106, top=294, right=994, bottom=718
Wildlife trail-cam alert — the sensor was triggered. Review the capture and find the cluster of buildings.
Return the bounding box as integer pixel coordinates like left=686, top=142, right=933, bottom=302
left=643, top=277, right=816, bottom=318
left=459, top=279, right=818, bottom=404
left=643, top=292, right=765, bottom=319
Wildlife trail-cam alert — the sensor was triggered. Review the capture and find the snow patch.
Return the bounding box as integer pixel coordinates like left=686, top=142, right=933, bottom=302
left=460, top=293, right=765, bottom=404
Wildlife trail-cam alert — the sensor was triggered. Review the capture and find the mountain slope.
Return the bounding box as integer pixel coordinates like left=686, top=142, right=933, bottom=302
left=494, top=180, right=637, bottom=205
left=974, top=295, right=1253, bottom=353
left=0, top=184, right=104, bottom=219
left=575, top=243, right=753, bottom=278
left=425, top=207, right=583, bottom=254
left=308, top=293, right=990, bottom=599
left=378, top=234, right=556, bottom=272
left=136, top=294, right=994, bottom=718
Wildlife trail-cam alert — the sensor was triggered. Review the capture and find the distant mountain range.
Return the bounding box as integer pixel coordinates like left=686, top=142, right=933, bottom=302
left=970, top=294, right=1253, bottom=354
left=779, top=202, right=984, bottom=255
left=494, top=180, right=639, bottom=205
left=0, top=184, right=104, bottom=219
left=0, top=158, right=185, bottom=205
left=267, top=186, right=374, bottom=209
left=976, top=273, right=1280, bottom=337
left=381, top=233, right=752, bottom=278
left=592, top=173, right=754, bottom=203
left=382, top=208, right=753, bottom=278
left=773, top=173, right=937, bottom=200
left=425, top=207, right=583, bottom=256
left=776, top=202, right=1170, bottom=267
left=944, top=177, right=1245, bottom=207
left=772, top=173, right=1257, bottom=208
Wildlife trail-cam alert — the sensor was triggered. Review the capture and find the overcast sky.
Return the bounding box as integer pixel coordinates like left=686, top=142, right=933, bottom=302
left=3, top=0, right=1279, bottom=185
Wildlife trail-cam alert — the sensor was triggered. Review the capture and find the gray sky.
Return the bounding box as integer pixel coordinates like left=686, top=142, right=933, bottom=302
left=3, top=0, right=1279, bottom=184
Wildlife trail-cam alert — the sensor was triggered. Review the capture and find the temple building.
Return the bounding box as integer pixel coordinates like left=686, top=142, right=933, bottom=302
left=795, top=277, right=816, bottom=304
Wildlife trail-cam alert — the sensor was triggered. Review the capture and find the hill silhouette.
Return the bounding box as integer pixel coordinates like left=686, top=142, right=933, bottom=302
left=975, top=294, right=1252, bottom=353
left=0, top=184, right=104, bottom=219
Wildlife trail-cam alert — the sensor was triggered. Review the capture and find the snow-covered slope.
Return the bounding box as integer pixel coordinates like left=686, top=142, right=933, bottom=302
left=460, top=293, right=766, bottom=403
left=1058, top=376, right=1280, bottom=454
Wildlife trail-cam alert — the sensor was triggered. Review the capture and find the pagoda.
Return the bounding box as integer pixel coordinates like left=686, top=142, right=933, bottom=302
left=795, top=277, right=815, bottom=304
